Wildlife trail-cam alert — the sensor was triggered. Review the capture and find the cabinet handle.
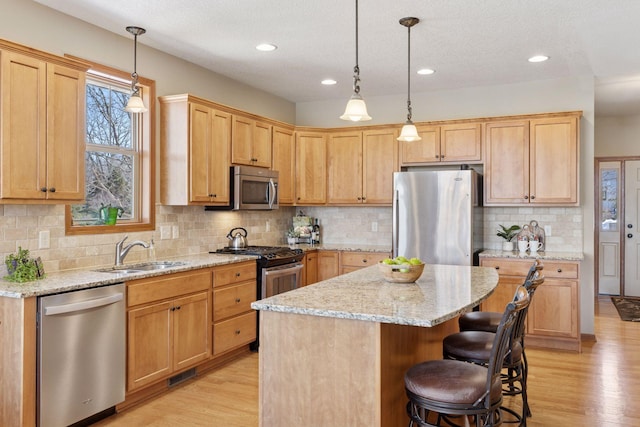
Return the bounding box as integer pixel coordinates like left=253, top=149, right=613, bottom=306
left=235, top=329, right=241, bottom=335
left=440, top=155, right=445, bottom=159
left=362, top=197, right=366, bottom=201
left=557, top=268, right=562, bottom=273
left=494, top=266, right=500, bottom=270
left=362, top=259, right=367, bottom=263
left=357, top=197, right=361, bottom=201
left=235, top=272, right=241, bottom=277
left=435, top=155, right=440, bottom=159
left=524, top=195, right=529, bottom=200
left=530, top=195, right=535, bottom=200
left=49, top=187, right=56, bottom=193
left=175, top=306, right=181, bottom=310
left=40, top=187, right=47, bottom=193
left=235, top=298, right=241, bottom=303
left=210, top=193, right=217, bottom=198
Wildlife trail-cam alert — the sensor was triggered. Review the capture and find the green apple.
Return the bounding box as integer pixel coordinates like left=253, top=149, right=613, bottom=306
left=409, top=257, right=423, bottom=265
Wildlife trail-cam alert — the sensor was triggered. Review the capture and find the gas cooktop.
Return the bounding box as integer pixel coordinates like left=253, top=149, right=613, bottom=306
left=212, top=245, right=303, bottom=260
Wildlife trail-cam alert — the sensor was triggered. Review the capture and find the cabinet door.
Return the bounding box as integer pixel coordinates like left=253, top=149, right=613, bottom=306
left=484, top=121, right=530, bottom=205
left=317, top=251, right=340, bottom=281
left=252, top=120, right=272, bottom=168
left=529, top=116, right=578, bottom=205
left=209, top=109, right=232, bottom=204
left=327, top=131, right=362, bottom=204
left=440, top=123, right=481, bottom=163
left=363, top=128, right=398, bottom=204
left=527, top=278, right=579, bottom=339
left=231, top=115, right=254, bottom=166
left=189, top=103, right=215, bottom=203
left=272, top=126, right=295, bottom=204
left=46, top=64, right=85, bottom=200
left=303, top=251, right=318, bottom=286
left=173, top=292, right=211, bottom=371
left=213, top=311, right=257, bottom=355
left=399, top=126, right=440, bottom=164
left=1, top=50, right=47, bottom=199
left=295, top=131, right=326, bottom=204
left=127, top=300, right=173, bottom=391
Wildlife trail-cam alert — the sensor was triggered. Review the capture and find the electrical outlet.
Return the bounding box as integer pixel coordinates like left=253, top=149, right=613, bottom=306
left=172, top=226, right=180, bottom=239
left=266, top=220, right=270, bottom=232
left=371, top=221, right=378, bottom=232
left=160, top=226, right=171, bottom=240
left=39, top=230, right=50, bottom=249
left=544, top=225, right=552, bottom=236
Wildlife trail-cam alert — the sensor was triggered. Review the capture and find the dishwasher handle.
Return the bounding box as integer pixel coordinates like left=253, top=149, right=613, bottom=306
left=43, top=292, right=124, bottom=316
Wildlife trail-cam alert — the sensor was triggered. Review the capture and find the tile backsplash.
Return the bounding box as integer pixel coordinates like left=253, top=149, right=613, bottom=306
left=0, top=204, right=583, bottom=275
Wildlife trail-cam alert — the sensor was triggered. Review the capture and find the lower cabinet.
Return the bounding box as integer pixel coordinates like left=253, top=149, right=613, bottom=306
left=212, top=261, right=257, bottom=355
left=340, top=251, right=390, bottom=274
left=302, top=251, right=318, bottom=286
left=317, top=250, right=340, bottom=282
left=126, top=270, right=212, bottom=391
left=480, top=257, right=580, bottom=351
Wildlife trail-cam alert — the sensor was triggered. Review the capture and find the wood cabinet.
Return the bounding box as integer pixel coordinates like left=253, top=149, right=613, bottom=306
left=231, top=115, right=272, bottom=168
left=480, top=257, right=580, bottom=352
left=302, top=250, right=318, bottom=286
left=212, top=261, right=257, bottom=355
left=340, top=251, right=390, bottom=275
left=272, top=125, right=296, bottom=205
left=399, top=122, right=481, bottom=166
left=295, top=131, right=327, bottom=204
left=0, top=42, right=88, bottom=202
left=317, top=250, right=340, bottom=281
left=159, top=94, right=232, bottom=206
left=484, top=113, right=579, bottom=206
left=326, top=128, right=398, bottom=205
left=126, top=270, right=212, bottom=391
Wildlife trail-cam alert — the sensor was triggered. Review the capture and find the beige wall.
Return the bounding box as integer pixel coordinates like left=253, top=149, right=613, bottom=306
left=595, top=115, right=640, bottom=157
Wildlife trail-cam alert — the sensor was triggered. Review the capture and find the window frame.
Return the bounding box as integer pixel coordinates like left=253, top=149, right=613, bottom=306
left=65, top=58, right=155, bottom=235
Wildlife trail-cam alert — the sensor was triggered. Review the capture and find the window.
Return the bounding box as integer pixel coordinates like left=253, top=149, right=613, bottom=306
left=65, top=60, right=155, bottom=235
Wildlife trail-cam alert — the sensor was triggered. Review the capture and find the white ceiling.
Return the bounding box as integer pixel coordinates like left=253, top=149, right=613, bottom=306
left=35, top=0, right=640, bottom=116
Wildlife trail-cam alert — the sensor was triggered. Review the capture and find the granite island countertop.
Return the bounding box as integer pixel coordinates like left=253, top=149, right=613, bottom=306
left=0, top=253, right=257, bottom=299
left=252, top=263, right=499, bottom=328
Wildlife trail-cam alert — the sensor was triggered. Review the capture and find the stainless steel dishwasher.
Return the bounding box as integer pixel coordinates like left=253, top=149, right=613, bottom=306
left=37, top=283, right=126, bottom=427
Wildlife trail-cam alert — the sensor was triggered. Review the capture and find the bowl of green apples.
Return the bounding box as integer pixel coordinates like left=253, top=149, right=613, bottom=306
left=378, top=256, right=425, bottom=283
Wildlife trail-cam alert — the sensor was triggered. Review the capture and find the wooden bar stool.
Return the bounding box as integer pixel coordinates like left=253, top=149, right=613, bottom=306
left=405, top=286, right=530, bottom=427
left=443, top=273, right=544, bottom=426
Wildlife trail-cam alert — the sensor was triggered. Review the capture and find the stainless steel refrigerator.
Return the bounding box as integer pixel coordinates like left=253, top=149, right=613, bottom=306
left=393, top=169, right=483, bottom=265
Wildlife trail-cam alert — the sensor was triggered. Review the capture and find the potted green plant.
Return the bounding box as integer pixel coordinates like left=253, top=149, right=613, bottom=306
left=496, top=224, right=521, bottom=251
left=4, top=246, right=44, bottom=282
left=286, top=227, right=299, bottom=245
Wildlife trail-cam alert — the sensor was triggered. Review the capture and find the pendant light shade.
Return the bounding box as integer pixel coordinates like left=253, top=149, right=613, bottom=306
left=397, top=17, right=421, bottom=142
left=124, top=26, right=148, bottom=114
left=340, top=0, right=371, bottom=121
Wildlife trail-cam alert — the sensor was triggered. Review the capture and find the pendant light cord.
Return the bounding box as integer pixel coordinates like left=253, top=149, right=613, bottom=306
left=131, top=32, right=139, bottom=94
left=353, top=0, right=361, bottom=95
left=406, top=24, right=412, bottom=122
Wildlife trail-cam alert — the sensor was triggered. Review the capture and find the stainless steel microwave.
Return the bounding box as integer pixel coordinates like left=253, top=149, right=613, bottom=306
left=205, top=166, right=278, bottom=211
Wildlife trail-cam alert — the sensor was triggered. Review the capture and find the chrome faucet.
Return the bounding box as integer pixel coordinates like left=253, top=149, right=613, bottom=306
left=115, top=235, right=150, bottom=266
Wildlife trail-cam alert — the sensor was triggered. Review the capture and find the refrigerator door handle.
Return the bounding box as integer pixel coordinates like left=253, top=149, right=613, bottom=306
left=392, top=189, right=399, bottom=258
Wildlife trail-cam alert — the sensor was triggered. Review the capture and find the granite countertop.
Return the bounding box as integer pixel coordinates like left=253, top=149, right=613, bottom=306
left=479, top=249, right=584, bottom=261
left=287, top=243, right=391, bottom=253
left=252, top=264, right=499, bottom=328
left=0, top=254, right=257, bottom=299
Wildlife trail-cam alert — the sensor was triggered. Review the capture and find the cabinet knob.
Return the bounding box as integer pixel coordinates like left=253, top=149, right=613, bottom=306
left=362, top=259, right=367, bottom=263
left=49, top=187, right=56, bottom=192
left=524, top=195, right=529, bottom=200
left=40, top=187, right=47, bottom=193
left=435, top=155, right=440, bottom=159
left=557, top=268, right=562, bottom=273
left=494, top=266, right=500, bottom=270
left=235, top=298, right=241, bottom=303
left=235, top=329, right=241, bottom=335
left=235, top=272, right=241, bottom=277
left=357, top=197, right=361, bottom=201
left=175, top=305, right=181, bottom=310
left=530, top=195, right=535, bottom=200
left=210, top=193, right=217, bottom=198
left=362, top=197, right=366, bottom=201
left=440, top=155, right=445, bottom=159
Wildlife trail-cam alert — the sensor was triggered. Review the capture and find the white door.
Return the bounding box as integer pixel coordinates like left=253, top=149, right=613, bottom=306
left=599, top=161, right=621, bottom=295
left=624, top=160, right=640, bottom=296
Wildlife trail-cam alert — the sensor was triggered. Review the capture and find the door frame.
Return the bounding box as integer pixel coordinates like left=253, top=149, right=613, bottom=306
left=594, top=156, right=640, bottom=297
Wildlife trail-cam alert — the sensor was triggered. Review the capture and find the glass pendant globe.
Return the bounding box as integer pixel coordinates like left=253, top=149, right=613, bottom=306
left=340, top=94, right=372, bottom=121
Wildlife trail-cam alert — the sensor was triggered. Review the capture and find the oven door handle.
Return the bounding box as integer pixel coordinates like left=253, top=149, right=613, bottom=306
left=263, top=263, right=303, bottom=278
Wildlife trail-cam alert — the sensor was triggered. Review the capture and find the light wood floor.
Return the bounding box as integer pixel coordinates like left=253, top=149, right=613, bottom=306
left=94, top=297, right=640, bottom=426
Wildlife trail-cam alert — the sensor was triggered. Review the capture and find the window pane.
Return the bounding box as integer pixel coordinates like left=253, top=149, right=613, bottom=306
left=601, top=168, right=619, bottom=232
left=86, top=82, right=132, bottom=149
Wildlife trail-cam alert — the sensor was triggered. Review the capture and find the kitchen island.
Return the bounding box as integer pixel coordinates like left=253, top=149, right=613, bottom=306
left=251, top=263, right=499, bottom=427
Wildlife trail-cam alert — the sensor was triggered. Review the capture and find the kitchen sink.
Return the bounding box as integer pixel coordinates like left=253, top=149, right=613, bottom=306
left=96, top=261, right=188, bottom=274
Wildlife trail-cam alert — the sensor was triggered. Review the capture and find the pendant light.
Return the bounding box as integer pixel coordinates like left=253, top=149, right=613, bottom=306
left=124, top=26, right=148, bottom=114
left=340, top=0, right=371, bottom=121
left=397, top=17, right=421, bottom=142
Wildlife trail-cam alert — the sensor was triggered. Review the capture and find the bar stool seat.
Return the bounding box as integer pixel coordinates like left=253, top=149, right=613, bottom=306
left=458, top=311, right=503, bottom=333
left=443, top=331, right=523, bottom=365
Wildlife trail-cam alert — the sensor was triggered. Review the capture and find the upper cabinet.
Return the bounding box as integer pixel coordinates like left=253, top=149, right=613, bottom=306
left=0, top=41, right=88, bottom=202
left=399, top=122, right=481, bottom=166
left=271, top=125, right=296, bottom=205
left=484, top=113, right=579, bottom=206
left=326, top=128, right=398, bottom=205
left=159, top=94, right=231, bottom=206
left=231, top=115, right=272, bottom=168
left=295, top=131, right=327, bottom=205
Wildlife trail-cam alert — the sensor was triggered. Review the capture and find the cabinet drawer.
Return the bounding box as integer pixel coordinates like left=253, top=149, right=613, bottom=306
left=213, top=261, right=257, bottom=287
left=213, top=281, right=256, bottom=320
left=341, top=251, right=389, bottom=267
left=213, top=311, right=257, bottom=355
left=480, top=258, right=578, bottom=280
left=127, top=270, right=212, bottom=307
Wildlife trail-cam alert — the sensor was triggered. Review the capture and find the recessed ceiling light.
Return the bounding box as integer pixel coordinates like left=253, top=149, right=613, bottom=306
left=528, top=55, right=549, bottom=63
left=321, top=79, right=337, bottom=85
left=417, top=68, right=435, bottom=75
left=256, top=43, right=277, bottom=52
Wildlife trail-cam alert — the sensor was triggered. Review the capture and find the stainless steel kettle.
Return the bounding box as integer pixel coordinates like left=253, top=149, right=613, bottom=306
left=227, top=227, right=248, bottom=249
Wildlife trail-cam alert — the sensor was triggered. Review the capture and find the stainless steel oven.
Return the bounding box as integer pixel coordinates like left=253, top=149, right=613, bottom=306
left=262, top=262, right=303, bottom=299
